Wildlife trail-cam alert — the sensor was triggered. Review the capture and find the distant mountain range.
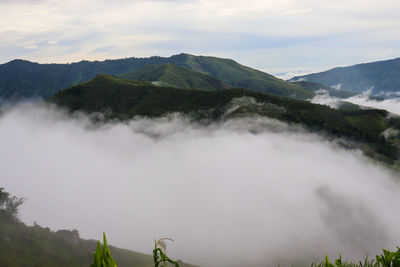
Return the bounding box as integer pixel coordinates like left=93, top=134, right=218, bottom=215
left=1, top=53, right=399, bottom=165
left=50, top=74, right=400, bottom=167
left=290, top=57, right=400, bottom=94
left=0, top=53, right=313, bottom=100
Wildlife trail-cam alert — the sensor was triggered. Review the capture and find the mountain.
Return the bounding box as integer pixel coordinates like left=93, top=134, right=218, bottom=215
left=120, top=63, right=230, bottom=90
left=164, top=54, right=313, bottom=99
left=50, top=74, right=400, bottom=166
left=0, top=53, right=312, bottom=100
left=0, top=57, right=171, bottom=100
left=290, top=57, right=400, bottom=94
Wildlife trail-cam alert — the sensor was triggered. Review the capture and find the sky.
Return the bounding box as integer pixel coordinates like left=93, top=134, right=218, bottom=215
left=1, top=0, right=400, bottom=77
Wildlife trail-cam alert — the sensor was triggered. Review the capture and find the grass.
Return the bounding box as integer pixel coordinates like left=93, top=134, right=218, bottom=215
left=90, top=232, right=400, bottom=267
left=170, top=53, right=314, bottom=99
left=120, top=63, right=230, bottom=91
left=311, top=248, right=400, bottom=267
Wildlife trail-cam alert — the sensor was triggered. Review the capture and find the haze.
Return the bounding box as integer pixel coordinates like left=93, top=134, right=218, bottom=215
left=312, top=90, right=400, bottom=115
left=1, top=102, right=399, bottom=266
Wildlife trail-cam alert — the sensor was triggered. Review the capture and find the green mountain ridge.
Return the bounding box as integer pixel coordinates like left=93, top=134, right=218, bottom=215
left=290, top=57, right=400, bottom=94
left=165, top=53, right=313, bottom=99
left=120, top=63, right=230, bottom=90
left=0, top=53, right=312, bottom=100
left=50, top=74, right=400, bottom=167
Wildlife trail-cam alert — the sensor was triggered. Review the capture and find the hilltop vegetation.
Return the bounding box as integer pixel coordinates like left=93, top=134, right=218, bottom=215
left=120, top=63, right=230, bottom=91
left=0, top=53, right=312, bottom=100
left=165, top=53, right=313, bottom=99
left=290, top=57, right=400, bottom=94
left=50, top=74, right=400, bottom=166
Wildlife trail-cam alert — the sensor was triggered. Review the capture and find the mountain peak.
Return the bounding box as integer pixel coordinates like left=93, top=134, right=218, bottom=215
left=4, top=59, right=36, bottom=66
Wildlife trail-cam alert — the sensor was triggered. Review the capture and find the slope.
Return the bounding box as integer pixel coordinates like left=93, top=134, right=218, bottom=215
left=0, top=53, right=312, bottom=100
left=166, top=53, right=313, bottom=99
left=50, top=74, right=400, bottom=166
left=0, top=57, right=170, bottom=100
left=120, top=63, right=230, bottom=90
left=0, top=189, right=193, bottom=267
left=0, top=220, right=155, bottom=267
left=290, top=57, right=400, bottom=94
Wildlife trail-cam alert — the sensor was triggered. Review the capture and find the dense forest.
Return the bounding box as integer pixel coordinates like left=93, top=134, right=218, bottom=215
left=50, top=74, right=400, bottom=167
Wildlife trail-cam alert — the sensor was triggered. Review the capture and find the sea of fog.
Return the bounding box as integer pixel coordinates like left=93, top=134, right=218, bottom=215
left=1, top=102, right=400, bottom=267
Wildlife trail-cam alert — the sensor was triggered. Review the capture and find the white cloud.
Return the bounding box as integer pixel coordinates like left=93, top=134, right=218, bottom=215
left=47, top=40, right=59, bottom=45
left=346, top=91, right=400, bottom=115
left=0, top=0, right=400, bottom=72
left=24, top=45, right=38, bottom=50
left=311, top=90, right=400, bottom=115
left=1, top=102, right=400, bottom=266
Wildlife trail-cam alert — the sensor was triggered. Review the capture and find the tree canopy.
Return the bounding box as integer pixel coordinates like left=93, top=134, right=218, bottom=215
left=0, top=187, right=25, bottom=221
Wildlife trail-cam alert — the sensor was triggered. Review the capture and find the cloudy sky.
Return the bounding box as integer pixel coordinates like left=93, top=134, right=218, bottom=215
left=1, top=0, right=400, bottom=77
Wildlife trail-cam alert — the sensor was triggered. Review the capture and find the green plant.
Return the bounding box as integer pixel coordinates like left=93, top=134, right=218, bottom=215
left=335, top=254, right=343, bottom=267
left=311, top=248, right=400, bottom=267
left=376, top=248, right=400, bottom=267
left=153, top=238, right=180, bottom=267
left=90, top=233, right=117, bottom=267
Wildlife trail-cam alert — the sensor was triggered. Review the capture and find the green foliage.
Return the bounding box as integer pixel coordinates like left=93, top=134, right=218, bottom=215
left=376, top=248, right=400, bottom=267
left=153, top=238, right=180, bottom=267
left=312, top=248, right=400, bottom=267
left=335, top=254, right=343, bottom=267
left=0, top=187, right=25, bottom=221
left=0, top=214, right=156, bottom=267
left=0, top=53, right=312, bottom=100
left=50, top=74, right=400, bottom=165
left=120, top=63, right=230, bottom=91
left=90, top=233, right=117, bottom=267
left=169, top=53, right=313, bottom=99
left=88, top=235, right=182, bottom=267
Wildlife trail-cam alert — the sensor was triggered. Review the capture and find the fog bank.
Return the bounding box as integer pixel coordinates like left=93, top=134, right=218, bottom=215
left=312, top=90, right=400, bottom=115
left=1, top=103, right=399, bottom=267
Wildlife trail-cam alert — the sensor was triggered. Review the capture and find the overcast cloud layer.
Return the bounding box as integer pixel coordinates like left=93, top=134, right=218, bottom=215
left=1, top=0, right=400, bottom=75
left=1, top=103, right=400, bottom=266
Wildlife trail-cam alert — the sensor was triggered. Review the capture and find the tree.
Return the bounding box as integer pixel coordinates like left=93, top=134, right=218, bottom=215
left=0, top=187, right=25, bottom=221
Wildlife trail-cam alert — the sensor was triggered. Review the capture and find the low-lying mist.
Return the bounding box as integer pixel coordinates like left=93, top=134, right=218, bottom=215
left=312, top=90, right=400, bottom=115
left=1, top=102, right=399, bottom=267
